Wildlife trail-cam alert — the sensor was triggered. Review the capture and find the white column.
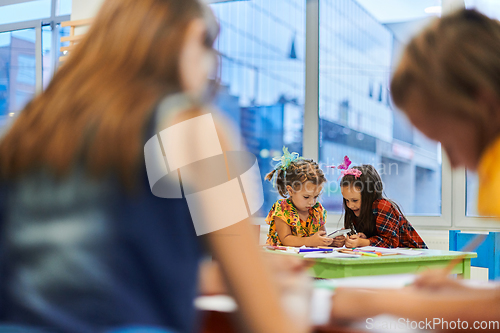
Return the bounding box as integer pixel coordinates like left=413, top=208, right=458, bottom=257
left=303, top=0, right=319, bottom=161
left=441, top=0, right=466, bottom=15
left=71, top=0, right=104, bottom=20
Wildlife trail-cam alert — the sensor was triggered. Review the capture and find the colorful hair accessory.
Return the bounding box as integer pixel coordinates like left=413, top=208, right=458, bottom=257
left=337, top=155, right=351, bottom=170
left=341, top=168, right=362, bottom=179
left=271, top=146, right=303, bottom=187
left=328, top=156, right=362, bottom=179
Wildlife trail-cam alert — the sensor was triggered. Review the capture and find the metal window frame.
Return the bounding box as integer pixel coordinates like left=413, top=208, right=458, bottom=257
left=452, top=169, right=500, bottom=230
left=303, top=0, right=319, bottom=162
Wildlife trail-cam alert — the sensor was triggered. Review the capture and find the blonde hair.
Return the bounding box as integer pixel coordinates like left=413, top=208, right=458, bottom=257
left=391, top=9, right=500, bottom=126
left=0, top=0, right=218, bottom=189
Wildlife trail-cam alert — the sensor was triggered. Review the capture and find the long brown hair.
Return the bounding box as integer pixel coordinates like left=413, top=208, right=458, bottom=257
left=265, top=159, right=326, bottom=198
left=391, top=9, right=500, bottom=127
left=0, top=0, right=218, bottom=188
left=341, top=165, right=404, bottom=237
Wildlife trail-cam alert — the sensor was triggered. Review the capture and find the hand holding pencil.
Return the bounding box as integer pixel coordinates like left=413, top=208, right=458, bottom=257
left=412, top=233, right=487, bottom=290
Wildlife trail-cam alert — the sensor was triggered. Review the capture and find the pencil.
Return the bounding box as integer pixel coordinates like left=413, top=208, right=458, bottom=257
left=299, top=248, right=333, bottom=253
left=353, top=249, right=380, bottom=257
left=354, top=249, right=382, bottom=256
left=444, top=233, right=487, bottom=275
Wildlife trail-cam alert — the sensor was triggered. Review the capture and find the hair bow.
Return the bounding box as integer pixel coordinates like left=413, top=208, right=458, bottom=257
left=271, top=146, right=303, bottom=187
left=328, top=156, right=362, bottom=179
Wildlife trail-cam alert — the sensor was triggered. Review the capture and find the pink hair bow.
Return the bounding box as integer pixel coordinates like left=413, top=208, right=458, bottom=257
left=328, top=156, right=362, bottom=179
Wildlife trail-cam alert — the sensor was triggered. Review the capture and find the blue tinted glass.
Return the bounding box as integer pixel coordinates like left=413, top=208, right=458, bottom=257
left=466, top=170, right=479, bottom=217
left=42, top=25, right=52, bottom=90
left=210, top=0, right=306, bottom=215
left=0, top=28, right=36, bottom=132
left=319, top=0, right=442, bottom=215
left=41, top=24, right=70, bottom=90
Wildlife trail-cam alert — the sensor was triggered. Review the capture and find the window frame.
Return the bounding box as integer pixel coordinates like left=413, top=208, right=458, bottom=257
left=453, top=168, right=500, bottom=230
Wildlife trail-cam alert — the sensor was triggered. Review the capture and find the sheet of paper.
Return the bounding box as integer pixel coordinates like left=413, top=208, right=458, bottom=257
left=317, top=273, right=417, bottom=289
left=396, top=249, right=423, bottom=256
left=303, top=251, right=361, bottom=258
left=194, top=295, right=238, bottom=312
left=360, top=246, right=423, bottom=256
left=310, top=288, right=333, bottom=325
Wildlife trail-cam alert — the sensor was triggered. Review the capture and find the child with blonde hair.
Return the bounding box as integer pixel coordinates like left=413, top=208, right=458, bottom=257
left=264, top=148, right=332, bottom=247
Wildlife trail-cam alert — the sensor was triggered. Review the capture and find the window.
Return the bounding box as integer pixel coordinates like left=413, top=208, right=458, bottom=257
left=0, top=28, right=36, bottom=127
left=210, top=0, right=306, bottom=214
left=57, top=0, right=72, bottom=16
left=463, top=0, right=498, bottom=221
left=0, top=0, right=51, bottom=25
left=42, top=24, right=70, bottom=90
left=466, top=170, right=480, bottom=217
left=0, top=0, right=70, bottom=134
left=318, top=0, right=442, bottom=216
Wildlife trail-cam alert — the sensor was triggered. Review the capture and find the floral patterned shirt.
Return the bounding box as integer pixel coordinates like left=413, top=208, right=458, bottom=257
left=265, top=199, right=327, bottom=246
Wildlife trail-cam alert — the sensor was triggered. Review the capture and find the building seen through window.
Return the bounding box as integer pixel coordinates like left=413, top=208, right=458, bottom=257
left=210, top=0, right=442, bottom=216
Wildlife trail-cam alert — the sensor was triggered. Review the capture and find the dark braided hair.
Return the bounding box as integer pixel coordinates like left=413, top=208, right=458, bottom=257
left=265, top=159, right=327, bottom=198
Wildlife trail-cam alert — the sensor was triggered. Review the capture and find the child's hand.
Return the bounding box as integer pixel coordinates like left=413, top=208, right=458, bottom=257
left=344, top=234, right=365, bottom=248
left=358, top=232, right=367, bottom=239
left=330, top=235, right=345, bottom=247
left=412, top=268, right=467, bottom=290
left=331, top=288, right=383, bottom=320
left=310, top=231, right=334, bottom=247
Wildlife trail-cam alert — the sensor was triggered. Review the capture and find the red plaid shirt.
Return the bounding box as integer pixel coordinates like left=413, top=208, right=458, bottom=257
left=354, top=199, right=427, bottom=249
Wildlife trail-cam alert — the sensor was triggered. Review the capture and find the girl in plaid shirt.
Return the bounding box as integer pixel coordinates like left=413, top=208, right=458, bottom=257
left=336, top=164, right=427, bottom=249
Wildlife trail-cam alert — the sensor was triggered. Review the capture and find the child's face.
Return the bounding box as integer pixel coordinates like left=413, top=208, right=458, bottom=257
left=341, top=185, right=362, bottom=216
left=402, top=90, right=483, bottom=170
left=287, top=182, right=323, bottom=212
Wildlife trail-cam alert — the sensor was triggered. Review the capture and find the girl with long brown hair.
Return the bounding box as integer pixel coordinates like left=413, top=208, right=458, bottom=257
left=338, top=163, right=427, bottom=249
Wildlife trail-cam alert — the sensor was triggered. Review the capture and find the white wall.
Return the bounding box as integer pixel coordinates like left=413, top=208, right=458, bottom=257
left=71, top=0, right=104, bottom=20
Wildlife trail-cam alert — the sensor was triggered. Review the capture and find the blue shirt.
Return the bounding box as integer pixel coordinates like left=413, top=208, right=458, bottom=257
left=0, top=109, right=202, bottom=332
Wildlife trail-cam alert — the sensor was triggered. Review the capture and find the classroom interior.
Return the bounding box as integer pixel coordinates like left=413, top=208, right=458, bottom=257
left=0, top=0, right=498, bottom=280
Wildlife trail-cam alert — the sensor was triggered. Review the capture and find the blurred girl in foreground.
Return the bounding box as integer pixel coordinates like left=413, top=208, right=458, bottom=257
left=331, top=9, right=500, bottom=326
left=0, top=1, right=309, bottom=332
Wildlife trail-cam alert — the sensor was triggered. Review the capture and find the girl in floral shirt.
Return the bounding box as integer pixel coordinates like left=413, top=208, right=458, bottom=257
left=264, top=147, right=331, bottom=247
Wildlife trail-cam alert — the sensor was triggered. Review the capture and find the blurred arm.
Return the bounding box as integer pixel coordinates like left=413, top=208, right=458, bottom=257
left=165, top=107, right=309, bottom=333
left=331, top=286, right=500, bottom=329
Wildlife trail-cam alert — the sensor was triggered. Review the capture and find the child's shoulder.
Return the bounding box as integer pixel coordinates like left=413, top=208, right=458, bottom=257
left=266, top=199, right=296, bottom=220
left=372, top=198, right=395, bottom=212
left=372, top=198, right=404, bottom=218
left=273, top=198, right=292, bottom=209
